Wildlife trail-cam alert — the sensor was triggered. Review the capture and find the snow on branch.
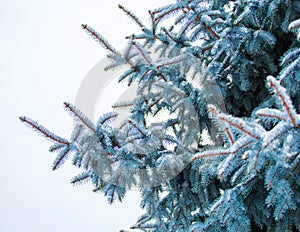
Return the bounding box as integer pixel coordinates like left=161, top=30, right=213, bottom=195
left=64, top=102, right=96, bottom=132
left=255, top=108, right=286, bottom=121
left=267, top=76, right=298, bottom=127
left=81, top=24, right=120, bottom=55
left=97, top=112, right=118, bottom=125
left=288, top=18, right=300, bottom=30
left=20, top=116, right=69, bottom=145
left=118, top=5, right=145, bottom=29
left=209, top=105, right=235, bottom=145
left=131, top=40, right=152, bottom=65
left=52, top=147, right=72, bottom=170
left=208, top=105, right=262, bottom=139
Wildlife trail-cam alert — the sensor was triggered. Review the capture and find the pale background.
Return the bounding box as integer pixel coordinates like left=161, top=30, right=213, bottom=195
left=0, top=0, right=171, bottom=231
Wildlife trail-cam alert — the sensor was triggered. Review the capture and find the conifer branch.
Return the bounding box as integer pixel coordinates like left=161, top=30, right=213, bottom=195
left=132, top=41, right=152, bottom=64
left=268, top=166, right=279, bottom=189
left=253, top=149, right=261, bottom=171
left=71, top=172, right=91, bottom=185
left=21, top=2, right=300, bottom=230
left=256, top=109, right=286, bottom=121
left=148, top=97, right=163, bottom=110
left=267, top=76, right=297, bottom=127
left=201, top=43, right=214, bottom=54
left=153, top=7, right=181, bottom=22
left=64, top=102, right=96, bottom=132
left=286, top=154, right=300, bottom=179
left=138, top=69, right=152, bottom=83
left=112, top=102, right=134, bottom=109
left=49, top=144, right=65, bottom=153
left=223, top=127, right=235, bottom=145
left=118, top=5, right=145, bottom=29
left=81, top=24, right=119, bottom=55
left=288, top=18, right=300, bottom=30
left=193, top=137, right=253, bottom=161
left=162, top=28, right=178, bottom=43
left=19, top=116, right=69, bottom=145
left=148, top=10, right=157, bottom=36
left=156, top=55, right=187, bottom=69
left=209, top=105, right=261, bottom=140
left=209, top=106, right=235, bottom=145
left=175, top=15, right=185, bottom=25
left=179, top=21, right=193, bottom=38
left=201, top=22, right=220, bottom=39
left=263, top=122, right=289, bottom=149
left=72, top=124, right=83, bottom=142
left=52, top=147, right=72, bottom=170
left=97, top=112, right=118, bottom=125
left=193, top=149, right=231, bottom=160
left=219, top=116, right=260, bottom=139
left=128, top=119, right=147, bottom=138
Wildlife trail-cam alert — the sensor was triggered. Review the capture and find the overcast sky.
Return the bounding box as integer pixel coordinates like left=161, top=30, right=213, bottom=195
left=0, top=1, right=171, bottom=231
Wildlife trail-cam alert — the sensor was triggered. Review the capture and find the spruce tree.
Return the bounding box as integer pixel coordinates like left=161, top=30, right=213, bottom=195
left=21, top=1, right=300, bottom=231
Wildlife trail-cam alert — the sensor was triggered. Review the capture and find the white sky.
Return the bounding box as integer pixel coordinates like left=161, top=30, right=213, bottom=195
left=0, top=0, right=172, bottom=231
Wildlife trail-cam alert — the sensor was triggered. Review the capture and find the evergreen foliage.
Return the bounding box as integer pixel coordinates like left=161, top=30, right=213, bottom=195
left=21, top=0, right=300, bottom=231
